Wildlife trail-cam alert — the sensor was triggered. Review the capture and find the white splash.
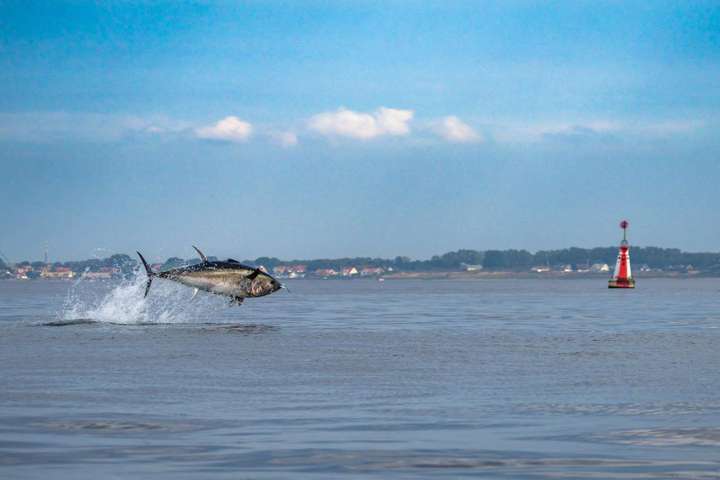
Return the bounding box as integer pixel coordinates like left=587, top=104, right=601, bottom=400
left=62, top=271, right=230, bottom=324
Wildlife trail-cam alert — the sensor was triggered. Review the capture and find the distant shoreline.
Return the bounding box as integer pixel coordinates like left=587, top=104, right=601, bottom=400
left=2, top=271, right=715, bottom=281
left=382, top=271, right=711, bottom=280
left=4, top=246, right=718, bottom=281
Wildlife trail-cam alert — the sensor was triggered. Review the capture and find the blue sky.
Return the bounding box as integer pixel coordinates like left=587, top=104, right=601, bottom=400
left=1, top=0, right=719, bottom=262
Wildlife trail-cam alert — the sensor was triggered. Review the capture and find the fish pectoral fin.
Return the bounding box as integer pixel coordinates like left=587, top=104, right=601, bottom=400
left=191, top=288, right=199, bottom=300
left=192, top=245, right=208, bottom=263
left=230, top=297, right=244, bottom=306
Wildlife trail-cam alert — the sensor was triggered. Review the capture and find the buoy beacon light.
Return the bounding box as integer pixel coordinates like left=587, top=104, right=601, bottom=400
left=608, top=220, right=635, bottom=289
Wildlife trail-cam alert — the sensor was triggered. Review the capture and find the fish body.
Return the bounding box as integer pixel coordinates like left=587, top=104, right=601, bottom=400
left=137, top=247, right=281, bottom=305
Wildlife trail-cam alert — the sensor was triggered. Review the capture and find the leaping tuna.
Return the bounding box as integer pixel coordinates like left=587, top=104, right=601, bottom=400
left=136, top=246, right=282, bottom=305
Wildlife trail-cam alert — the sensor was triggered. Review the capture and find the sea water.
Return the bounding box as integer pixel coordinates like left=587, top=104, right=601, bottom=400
left=1, top=277, right=720, bottom=479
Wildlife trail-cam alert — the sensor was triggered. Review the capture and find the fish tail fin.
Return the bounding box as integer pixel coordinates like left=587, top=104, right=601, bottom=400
left=136, top=251, right=154, bottom=298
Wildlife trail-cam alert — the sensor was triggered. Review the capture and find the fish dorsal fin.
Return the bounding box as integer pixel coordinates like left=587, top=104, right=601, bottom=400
left=227, top=258, right=240, bottom=263
left=192, top=245, right=208, bottom=263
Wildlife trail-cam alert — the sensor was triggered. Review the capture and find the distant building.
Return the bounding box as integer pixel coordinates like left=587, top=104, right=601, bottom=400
left=561, top=265, right=573, bottom=273
left=342, top=267, right=359, bottom=276
left=15, top=266, right=32, bottom=279
left=531, top=266, right=550, bottom=273
left=41, top=267, right=75, bottom=279
left=284, top=264, right=307, bottom=278
left=590, top=263, right=610, bottom=273
left=273, top=265, right=288, bottom=275
left=360, top=267, right=384, bottom=276
left=315, top=268, right=338, bottom=277
left=462, top=264, right=483, bottom=272
left=82, top=271, right=113, bottom=280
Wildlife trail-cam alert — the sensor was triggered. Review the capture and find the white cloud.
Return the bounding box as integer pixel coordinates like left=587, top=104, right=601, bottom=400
left=375, top=107, right=413, bottom=135
left=0, top=111, right=705, bottom=148
left=489, top=119, right=708, bottom=144
left=634, top=120, right=705, bottom=135
left=308, top=107, right=413, bottom=140
left=493, top=120, right=622, bottom=143
left=435, top=116, right=482, bottom=143
left=272, top=131, right=298, bottom=147
left=195, top=116, right=253, bottom=142
left=0, top=112, right=191, bottom=142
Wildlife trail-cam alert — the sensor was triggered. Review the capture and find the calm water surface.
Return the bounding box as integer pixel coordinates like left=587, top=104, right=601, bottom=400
left=1, top=277, right=720, bottom=479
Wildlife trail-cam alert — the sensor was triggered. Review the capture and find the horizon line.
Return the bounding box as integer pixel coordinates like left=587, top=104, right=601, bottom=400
left=6, top=244, right=719, bottom=265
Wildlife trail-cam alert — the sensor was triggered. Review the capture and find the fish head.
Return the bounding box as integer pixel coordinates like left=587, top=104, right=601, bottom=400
left=250, top=272, right=282, bottom=297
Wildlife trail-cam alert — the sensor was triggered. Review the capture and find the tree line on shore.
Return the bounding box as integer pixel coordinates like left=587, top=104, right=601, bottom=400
left=257, top=247, right=720, bottom=272
left=9, top=254, right=138, bottom=277
left=479, top=247, right=720, bottom=271
left=5, top=247, right=720, bottom=275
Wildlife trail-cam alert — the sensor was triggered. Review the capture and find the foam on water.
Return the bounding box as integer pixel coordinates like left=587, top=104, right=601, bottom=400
left=61, top=271, right=229, bottom=324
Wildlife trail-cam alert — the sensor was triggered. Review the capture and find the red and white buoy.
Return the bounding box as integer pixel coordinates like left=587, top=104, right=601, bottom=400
left=608, top=220, right=635, bottom=289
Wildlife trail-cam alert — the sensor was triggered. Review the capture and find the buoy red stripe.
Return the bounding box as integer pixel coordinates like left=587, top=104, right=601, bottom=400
left=615, top=246, right=631, bottom=280
left=609, top=220, right=635, bottom=289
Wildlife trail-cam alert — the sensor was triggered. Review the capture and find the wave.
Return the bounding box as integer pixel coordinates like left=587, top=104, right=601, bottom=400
left=60, top=271, right=230, bottom=325
left=42, top=318, right=98, bottom=327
